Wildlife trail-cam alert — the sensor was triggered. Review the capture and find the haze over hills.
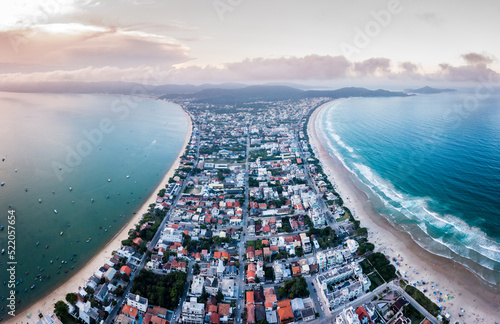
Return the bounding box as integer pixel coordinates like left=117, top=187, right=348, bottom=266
left=160, top=85, right=411, bottom=104
left=404, top=86, right=457, bottom=94
left=0, top=81, right=248, bottom=95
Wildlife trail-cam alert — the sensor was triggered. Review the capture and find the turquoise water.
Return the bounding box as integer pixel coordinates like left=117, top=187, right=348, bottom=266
left=0, top=92, right=188, bottom=316
left=318, top=91, right=500, bottom=285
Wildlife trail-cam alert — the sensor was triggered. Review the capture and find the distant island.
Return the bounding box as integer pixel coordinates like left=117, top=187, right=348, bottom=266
left=404, top=86, right=456, bottom=94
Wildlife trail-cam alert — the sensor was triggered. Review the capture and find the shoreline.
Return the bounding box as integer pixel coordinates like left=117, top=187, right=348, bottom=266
left=308, top=101, right=500, bottom=323
left=6, top=102, right=192, bottom=324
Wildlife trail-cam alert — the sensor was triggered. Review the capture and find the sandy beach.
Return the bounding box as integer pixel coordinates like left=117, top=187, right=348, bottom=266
left=6, top=104, right=192, bottom=324
left=308, top=101, right=500, bottom=324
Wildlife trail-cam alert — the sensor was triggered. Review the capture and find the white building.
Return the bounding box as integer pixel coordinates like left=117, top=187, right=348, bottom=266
left=191, top=275, right=205, bottom=296
left=346, top=239, right=359, bottom=254
left=126, top=293, right=148, bottom=313
left=181, top=297, right=205, bottom=324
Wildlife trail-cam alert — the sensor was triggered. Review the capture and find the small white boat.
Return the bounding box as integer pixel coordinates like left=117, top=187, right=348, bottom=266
left=69, top=187, right=72, bottom=192
left=54, top=210, right=58, bottom=214
left=126, top=175, right=130, bottom=179
left=60, top=231, right=63, bottom=236
left=1, top=249, right=4, bottom=254
left=15, top=169, right=17, bottom=172
left=1, top=182, right=4, bottom=186
left=107, top=178, right=111, bottom=182
left=39, top=199, right=42, bottom=203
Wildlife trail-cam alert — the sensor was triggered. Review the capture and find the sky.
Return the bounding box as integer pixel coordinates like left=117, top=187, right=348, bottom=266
left=0, top=0, right=499, bottom=88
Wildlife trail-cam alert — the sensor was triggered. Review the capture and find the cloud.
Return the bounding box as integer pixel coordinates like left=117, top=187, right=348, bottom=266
left=461, top=52, right=495, bottom=66
left=0, top=53, right=498, bottom=85
left=0, top=23, right=190, bottom=71
left=436, top=63, right=499, bottom=82
left=400, top=61, right=418, bottom=74
left=0, top=65, right=174, bottom=84
left=172, top=55, right=352, bottom=82
left=353, top=58, right=391, bottom=76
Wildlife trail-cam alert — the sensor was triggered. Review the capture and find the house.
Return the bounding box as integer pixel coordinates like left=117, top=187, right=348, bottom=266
left=122, top=305, right=139, bottom=319
left=218, top=303, right=231, bottom=317
left=247, top=304, right=256, bottom=324
left=346, top=239, right=359, bottom=254
left=77, top=301, right=99, bottom=324
left=220, top=278, right=235, bottom=298
left=95, top=284, right=108, bottom=303
left=120, top=265, right=132, bottom=276
left=266, top=310, right=278, bottom=324
left=210, top=313, right=220, bottom=324
left=277, top=306, right=294, bottom=324
left=205, top=277, right=219, bottom=295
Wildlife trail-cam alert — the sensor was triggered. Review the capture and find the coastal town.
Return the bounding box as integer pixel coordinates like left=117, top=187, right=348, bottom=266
left=39, top=98, right=455, bottom=324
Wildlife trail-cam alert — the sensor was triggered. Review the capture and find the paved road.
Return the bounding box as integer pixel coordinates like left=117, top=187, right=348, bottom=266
left=234, top=125, right=250, bottom=323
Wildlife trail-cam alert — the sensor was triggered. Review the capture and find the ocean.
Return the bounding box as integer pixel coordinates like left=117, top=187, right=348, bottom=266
left=0, top=92, right=188, bottom=317
left=317, top=91, right=500, bottom=286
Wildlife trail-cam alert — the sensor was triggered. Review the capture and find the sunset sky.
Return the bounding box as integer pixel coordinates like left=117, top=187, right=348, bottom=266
left=0, top=0, right=499, bottom=87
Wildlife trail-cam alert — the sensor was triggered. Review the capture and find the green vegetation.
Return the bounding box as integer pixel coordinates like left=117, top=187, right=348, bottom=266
left=357, top=242, right=375, bottom=255
left=307, top=226, right=340, bottom=249
left=360, top=253, right=397, bottom=290
left=277, top=277, right=310, bottom=299
left=131, top=269, right=188, bottom=310
left=403, top=303, right=425, bottom=323
left=54, top=300, right=75, bottom=323
left=367, top=273, right=384, bottom=291
left=404, top=285, right=440, bottom=316
left=65, top=293, right=77, bottom=305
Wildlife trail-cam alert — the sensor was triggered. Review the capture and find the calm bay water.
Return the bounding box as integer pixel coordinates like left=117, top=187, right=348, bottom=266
left=318, top=91, right=500, bottom=285
left=0, top=92, right=188, bottom=316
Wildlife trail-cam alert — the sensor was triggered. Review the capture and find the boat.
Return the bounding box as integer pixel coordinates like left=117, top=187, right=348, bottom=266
left=36, top=242, right=39, bottom=246
left=25, top=187, right=28, bottom=192
left=30, top=285, right=34, bottom=289
left=86, top=238, right=91, bottom=243
left=38, top=199, right=42, bottom=203
left=60, top=231, right=63, bottom=236
left=1, top=249, right=4, bottom=254
left=15, top=169, right=17, bottom=172
left=126, top=175, right=130, bottom=179
left=69, top=187, right=72, bottom=192
left=90, top=198, right=94, bottom=203
left=0, top=225, right=3, bottom=231
left=54, top=210, right=58, bottom=214
left=45, top=245, right=49, bottom=249
left=107, top=178, right=111, bottom=182
left=105, top=195, right=109, bottom=199
left=0, top=182, right=4, bottom=186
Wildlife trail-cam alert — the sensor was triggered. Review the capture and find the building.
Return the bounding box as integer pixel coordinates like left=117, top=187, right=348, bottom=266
left=191, top=275, right=205, bottom=296
left=126, top=293, right=148, bottom=313
left=346, top=239, right=359, bottom=254
left=299, top=233, right=311, bottom=253
left=181, top=297, right=205, bottom=324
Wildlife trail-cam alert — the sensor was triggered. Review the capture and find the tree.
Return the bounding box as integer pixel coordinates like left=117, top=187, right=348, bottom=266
left=65, top=293, right=77, bottom=305
left=54, top=300, right=69, bottom=318
left=216, top=290, right=224, bottom=303
left=193, top=262, right=201, bottom=275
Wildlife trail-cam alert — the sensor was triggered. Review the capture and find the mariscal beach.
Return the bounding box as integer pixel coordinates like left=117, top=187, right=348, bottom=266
left=308, top=100, right=500, bottom=323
